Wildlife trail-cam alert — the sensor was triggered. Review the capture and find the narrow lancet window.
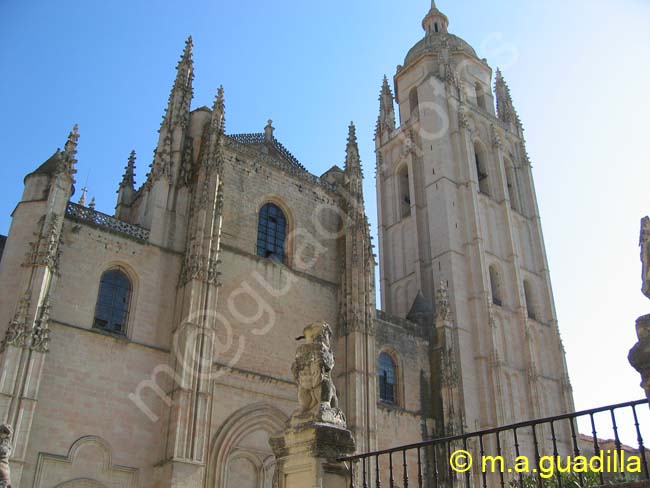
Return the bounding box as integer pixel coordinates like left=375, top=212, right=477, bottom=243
left=475, top=146, right=490, bottom=195
left=397, top=165, right=411, bottom=219
left=490, top=265, right=502, bottom=306
left=505, top=159, right=519, bottom=211
left=524, top=280, right=536, bottom=320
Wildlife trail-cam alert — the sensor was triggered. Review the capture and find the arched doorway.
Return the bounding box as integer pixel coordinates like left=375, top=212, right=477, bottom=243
left=208, top=403, right=288, bottom=488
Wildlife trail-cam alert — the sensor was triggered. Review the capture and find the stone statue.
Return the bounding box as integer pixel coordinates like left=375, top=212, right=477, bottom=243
left=640, top=217, right=650, bottom=300
left=270, top=322, right=355, bottom=486
left=290, top=322, right=345, bottom=427
left=0, top=424, right=13, bottom=488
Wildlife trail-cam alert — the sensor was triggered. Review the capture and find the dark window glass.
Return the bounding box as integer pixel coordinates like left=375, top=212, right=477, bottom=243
left=378, top=352, right=397, bottom=404
left=93, top=269, right=132, bottom=335
left=257, top=203, right=287, bottom=263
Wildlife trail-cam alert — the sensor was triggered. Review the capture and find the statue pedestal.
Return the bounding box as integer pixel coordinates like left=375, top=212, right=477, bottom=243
left=270, top=422, right=355, bottom=488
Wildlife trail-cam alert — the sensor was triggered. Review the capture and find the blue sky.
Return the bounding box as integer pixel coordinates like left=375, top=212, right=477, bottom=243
left=2, top=0, right=650, bottom=440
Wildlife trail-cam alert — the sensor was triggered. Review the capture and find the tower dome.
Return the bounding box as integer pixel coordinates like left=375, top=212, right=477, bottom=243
left=401, top=1, right=478, bottom=71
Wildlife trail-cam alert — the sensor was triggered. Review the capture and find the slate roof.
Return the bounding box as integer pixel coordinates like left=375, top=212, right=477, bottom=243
left=25, top=150, right=63, bottom=180
left=0, top=235, right=6, bottom=263
left=407, top=291, right=435, bottom=322
left=227, top=133, right=306, bottom=171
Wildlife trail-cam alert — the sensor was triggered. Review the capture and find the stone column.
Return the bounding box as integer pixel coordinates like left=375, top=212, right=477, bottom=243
left=271, top=322, right=355, bottom=488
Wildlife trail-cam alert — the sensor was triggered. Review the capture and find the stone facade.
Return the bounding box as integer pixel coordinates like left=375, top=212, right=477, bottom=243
left=0, top=2, right=574, bottom=487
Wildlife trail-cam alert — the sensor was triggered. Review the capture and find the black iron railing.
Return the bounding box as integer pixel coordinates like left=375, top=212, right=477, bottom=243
left=340, top=399, right=650, bottom=488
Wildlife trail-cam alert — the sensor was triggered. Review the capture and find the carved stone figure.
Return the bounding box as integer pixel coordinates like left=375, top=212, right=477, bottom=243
left=290, top=322, right=345, bottom=427
left=436, top=280, right=452, bottom=322
left=631, top=217, right=650, bottom=401
left=640, top=217, right=650, bottom=299
left=0, top=424, right=13, bottom=488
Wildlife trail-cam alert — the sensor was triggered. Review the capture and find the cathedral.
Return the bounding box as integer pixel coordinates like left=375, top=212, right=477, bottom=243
left=0, top=1, right=574, bottom=486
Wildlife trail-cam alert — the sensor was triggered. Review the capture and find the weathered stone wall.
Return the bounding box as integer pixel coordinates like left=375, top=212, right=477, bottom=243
left=220, top=145, right=341, bottom=284
left=25, top=324, right=165, bottom=487
left=14, top=220, right=179, bottom=487
left=374, top=313, right=434, bottom=476
left=0, top=128, right=355, bottom=486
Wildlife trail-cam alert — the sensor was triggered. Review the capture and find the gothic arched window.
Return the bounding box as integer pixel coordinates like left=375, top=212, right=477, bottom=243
left=378, top=352, right=397, bottom=404
left=93, top=268, right=132, bottom=335
left=257, top=203, right=287, bottom=263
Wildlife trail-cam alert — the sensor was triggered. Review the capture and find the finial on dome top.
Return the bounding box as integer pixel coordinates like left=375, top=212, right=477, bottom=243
left=422, top=0, right=449, bottom=34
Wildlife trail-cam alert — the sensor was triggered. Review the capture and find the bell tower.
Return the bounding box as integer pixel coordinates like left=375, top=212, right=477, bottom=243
left=375, top=1, right=574, bottom=434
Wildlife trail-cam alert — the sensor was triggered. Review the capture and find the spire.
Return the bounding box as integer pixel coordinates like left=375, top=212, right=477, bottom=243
left=63, top=124, right=79, bottom=161
left=345, top=122, right=360, bottom=172
left=115, top=151, right=136, bottom=220
left=422, top=0, right=449, bottom=34
left=211, top=85, right=225, bottom=134
left=120, top=150, right=136, bottom=190
left=344, top=122, right=363, bottom=202
left=376, top=75, right=396, bottom=139
left=88, top=197, right=96, bottom=210
left=161, top=36, right=194, bottom=130
left=202, top=86, right=226, bottom=171
left=61, top=124, right=79, bottom=177
left=494, top=68, right=522, bottom=130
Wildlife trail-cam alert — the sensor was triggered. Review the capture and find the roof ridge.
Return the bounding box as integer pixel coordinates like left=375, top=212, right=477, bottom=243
left=227, top=132, right=305, bottom=171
